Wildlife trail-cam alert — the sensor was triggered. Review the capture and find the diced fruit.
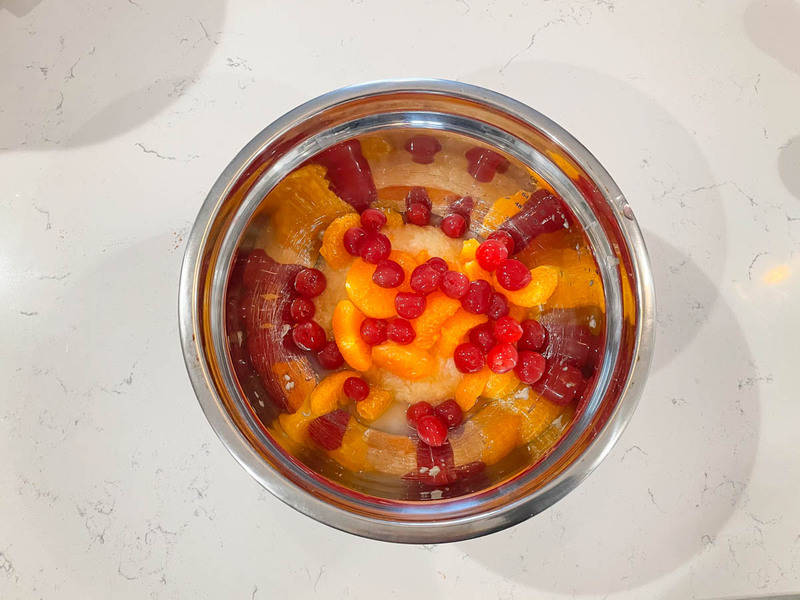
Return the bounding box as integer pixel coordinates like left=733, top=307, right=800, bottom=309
left=497, top=189, right=569, bottom=254
left=465, top=147, right=510, bottom=183
left=410, top=263, right=443, bottom=294
left=488, top=230, right=515, bottom=254
left=482, top=190, right=528, bottom=232
left=405, top=135, right=442, bottom=164
left=461, top=279, right=492, bottom=314
left=308, top=409, right=351, bottom=450
left=476, top=239, right=509, bottom=271
left=441, top=213, right=467, bottom=238
left=359, top=232, right=392, bottom=264
left=440, top=270, right=469, bottom=299
left=499, top=265, right=559, bottom=307
left=386, top=318, right=416, bottom=345
left=417, top=415, right=448, bottom=447
left=360, top=317, right=388, bottom=345
left=332, top=300, right=372, bottom=371
left=372, top=343, right=435, bottom=380
left=361, top=208, right=387, bottom=231
left=487, top=342, right=518, bottom=374
left=436, top=310, right=489, bottom=358
left=315, top=140, right=377, bottom=213
left=426, top=257, right=448, bottom=273
left=405, top=186, right=433, bottom=210
left=532, top=361, right=585, bottom=405
left=309, top=370, right=358, bottom=415
left=343, top=376, right=370, bottom=402
left=407, top=401, right=434, bottom=427
left=434, top=399, right=463, bottom=429
left=321, top=213, right=362, bottom=269
left=289, top=297, right=315, bottom=323
left=411, top=292, right=461, bottom=349
left=372, top=259, right=405, bottom=288
left=356, top=388, right=393, bottom=421
left=483, top=371, right=521, bottom=399
left=495, top=259, right=531, bottom=291
left=487, top=292, right=509, bottom=320
left=395, top=292, right=426, bottom=319
left=294, top=268, right=326, bottom=298
left=317, top=341, right=344, bottom=370
left=291, top=320, right=326, bottom=351
left=468, top=322, right=496, bottom=354
left=455, top=367, right=491, bottom=411
left=493, top=316, right=523, bottom=343
left=472, top=404, right=522, bottom=465
left=406, top=202, right=431, bottom=226
left=515, top=351, right=546, bottom=384
left=519, top=319, right=547, bottom=352
left=460, top=239, right=479, bottom=262
left=453, top=342, right=485, bottom=373
left=463, top=260, right=493, bottom=283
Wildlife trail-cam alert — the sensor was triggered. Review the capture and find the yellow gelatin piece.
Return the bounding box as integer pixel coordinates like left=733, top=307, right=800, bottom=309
left=460, top=239, right=479, bottom=263
left=328, top=420, right=369, bottom=472
left=412, top=291, right=461, bottom=350
left=271, top=360, right=317, bottom=412
left=320, top=213, right=361, bottom=270
left=472, top=404, right=522, bottom=465
left=482, top=190, right=529, bottom=231
left=360, top=134, right=393, bottom=162
left=463, top=260, right=493, bottom=282
left=372, top=343, right=435, bottom=380
left=483, top=371, right=521, bottom=400
left=454, top=367, right=491, bottom=412
left=499, top=265, right=560, bottom=308
left=278, top=399, right=313, bottom=444
left=332, top=300, right=372, bottom=372
left=356, top=388, right=393, bottom=422
left=309, top=370, right=358, bottom=416
left=519, top=395, right=569, bottom=443
left=436, top=310, right=488, bottom=358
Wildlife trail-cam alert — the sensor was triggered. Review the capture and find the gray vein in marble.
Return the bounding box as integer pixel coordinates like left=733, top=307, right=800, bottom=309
left=18, top=310, right=38, bottom=316
left=36, top=271, right=70, bottom=280
left=620, top=445, right=648, bottom=461
left=456, top=0, right=470, bottom=14
left=33, top=204, right=51, bottom=230
left=135, top=142, right=176, bottom=161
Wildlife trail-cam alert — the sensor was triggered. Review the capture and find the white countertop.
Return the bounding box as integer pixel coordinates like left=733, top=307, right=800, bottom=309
left=2, top=0, right=798, bottom=598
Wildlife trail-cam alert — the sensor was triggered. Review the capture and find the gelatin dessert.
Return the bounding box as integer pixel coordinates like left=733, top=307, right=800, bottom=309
left=225, top=131, right=605, bottom=501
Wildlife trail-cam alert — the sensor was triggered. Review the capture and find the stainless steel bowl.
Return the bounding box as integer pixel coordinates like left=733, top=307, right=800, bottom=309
left=178, top=79, right=655, bottom=543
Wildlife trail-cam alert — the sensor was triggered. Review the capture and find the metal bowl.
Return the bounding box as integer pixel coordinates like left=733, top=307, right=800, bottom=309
left=178, top=79, right=655, bottom=543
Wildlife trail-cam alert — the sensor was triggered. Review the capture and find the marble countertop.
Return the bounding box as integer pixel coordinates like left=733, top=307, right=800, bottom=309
left=2, top=0, right=798, bottom=598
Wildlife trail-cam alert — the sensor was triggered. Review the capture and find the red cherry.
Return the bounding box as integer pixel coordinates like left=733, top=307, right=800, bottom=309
left=343, top=227, right=367, bottom=256
left=291, top=320, right=326, bottom=351
left=289, top=297, right=316, bottom=323
left=441, top=213, right=467, bottom=238
left=407, top=401, right=434, bottom=427
left=372, top=259, right=405, bottom=288
left=317, top=341, right=344, bottom=369
left=476, top=239, right=509, bottom=271
left=468, top=323, right=496, bottom=353
left=493, top=316, right=523, bottom=343
left=410, top=263, right=443, bottom=294
left=359, top=232, right=392, bottom=264
left=406, top=202, right=431, bottom=226
left=294, top=268, right=327, bottom=298
left=416, top=414, right=448, bottom=446
left=386, top=318, right=416, bottom=345
left=515, top=351, right=546, bottom=384
left=404, top=136, right=442, bottom=164
left=448, top=196, right=474, bottom=218
left=440, top=270, right=469, bottom=299
left=519, top=319, right=547, bottom=352
left=497, top=189, right=569, bottom=253
left=495, top=259, right=532, bottom=291
left=453, top=342, right=485, bottom=373
left=360, top=318, right=388, bottom=345
left=361, top=208, right=387, bottom=231
left=486, top=292, right=509, bottom=320
left=308, top=409, right=350, bottom=450
left=433, top=399, right=463, bottom=429
left=405, top=186, right=432, bottom=210
left=426, top=257, right=448, bottom=273
left=488, top=230, right=515, bottom=254
left=465, top=147, right=510, bottom=183
left=343, top=376, right=370, bottom=402
left=315, top=140, right=376, bottom=213
left=487, top=342, right=518, bottom=374
left=533, top=361, right=585, bottom=404
left=395, top=292, right=426, bottom=319
left=461, top=279, right=492, bottom=314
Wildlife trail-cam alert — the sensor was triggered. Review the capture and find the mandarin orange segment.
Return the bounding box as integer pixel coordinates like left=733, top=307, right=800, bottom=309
left=436, top=309, right=489, bottom=358
left=508, top=304, right=528, bottom=322
left=320, top=213, right=361, bottom=270
left=389, top=250, right=418, bottom=292
left=372, top=343, right=435, bottom=380
left=528, top=405, right=575, bottom=456
left=356, top=388, right=393, bottom=421
left=519, top=394, right=569, bottom=443
left=332, top=300, right=373, bottom=371
left=460, top=239, right=479, bottom=263
left=482, top=190, right=529, bottom=231
left=497, top=265, right=560, bottom=307
left=411, top=291, right=461, bottom=350
left=472, top=404, right=523, bottom=465
left=463, top=260, right=493, bottom=282
left=328, top=420, right=369, bottom=471
left=379, top=207, right=404, bottom=229
left=483, top=371, right=521, bottom=399
left=345, top=252, right=417, bottom=318
left=415, top=249, right=430, bottom=264
left=309, top=370, right=358, bottom=415
left=271, top=360, right=317, bottom=412
left=278, top=398, right=313, bottom=444
left=454, top=367, right=491, bottom=412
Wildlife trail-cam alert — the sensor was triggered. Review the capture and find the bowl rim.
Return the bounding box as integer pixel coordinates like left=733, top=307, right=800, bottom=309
left=178, top=78, right=656, bottom=543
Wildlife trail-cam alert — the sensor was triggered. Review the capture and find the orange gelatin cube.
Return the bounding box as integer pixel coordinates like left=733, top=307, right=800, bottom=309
left=411, top=291, right=461, bottom=349
left=454, top=367, right=491, bottom=411
left=483, top=370, right=521, bottom=399
left=356, top=388, right=393, bottom=421
left=332, top=300, right=373, bottom=372
left=309, top=370, right=358, bottom=415
left=497, top=265, right=559, bottom=307
left=472, top=404, right=522, bottom=465
left=320, top=213, right=361, bottom=270
left=372, top=343, right=435, bottom=380
left=436, top=310, right=488, bottom=358
left=482, top=190, right=529, bottom=231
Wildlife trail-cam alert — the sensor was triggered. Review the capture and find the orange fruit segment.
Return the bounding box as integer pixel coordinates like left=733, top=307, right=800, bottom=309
left=328, top=420, right=369, bottom=471
left=460, top=239, right=479, bottom=263
left=454, top=367, right=491, bottom=412
left=411, top=291, right=461, bottom=350
left=356, top=388, right=393, bottom=421
left=378, top=207, right=404, bottom=229
left=320, top=213, right=361, bottom=270
left=372, top=343, right=435, bottom=380
left=278, top=398, right=313, bottom=444
left=519, top=394, right=569, bottom=443
left=463, top=260, right=493, bottom=282
left=345, top=251, right=417, bottom=319
left=436, top=310, right=488, bottom=358
left=483, top=371, right=521, bottom=400
left=473, top=404, right=523, bottom=465
left=309, top=370, right=358, bottom=415
left=332, top=300, right=372, bottom=372
left=482, top=190, right=529, bottom=231
left=270, top=360, right=317, bottom=412
left=497, top=265, right=559, bottom=307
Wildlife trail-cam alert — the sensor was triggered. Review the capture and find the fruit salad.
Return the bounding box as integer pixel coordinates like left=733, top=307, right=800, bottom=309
left=226, top=132, right=605, bottom=500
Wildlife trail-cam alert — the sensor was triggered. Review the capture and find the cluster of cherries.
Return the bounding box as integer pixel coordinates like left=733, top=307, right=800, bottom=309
left=406, top=399, right=463, bottom=447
